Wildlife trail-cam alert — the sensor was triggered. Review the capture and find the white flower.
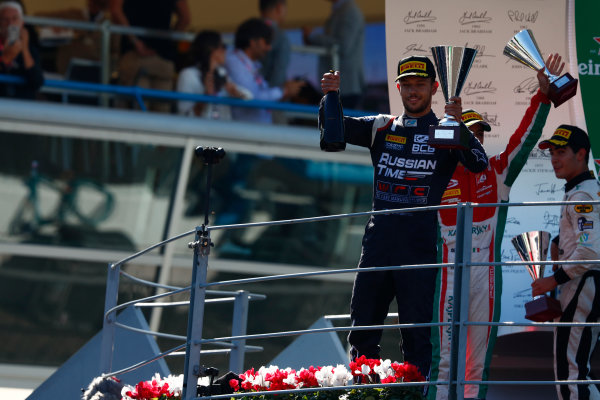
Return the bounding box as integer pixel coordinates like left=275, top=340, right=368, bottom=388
left=360, top=364, right=371, bottom=376
left=121, top=385, right=135, bottom=400
left=373, top=359, right=394, bottom=380
left=160, top=374, right=184, bottom=395
left=315, top=366, right=334, bottom=387
left=331, top=365, right=353, bottom=386
left=283, top=373, right=297, bottom=386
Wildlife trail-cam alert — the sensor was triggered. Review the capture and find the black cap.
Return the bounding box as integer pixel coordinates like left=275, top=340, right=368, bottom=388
left=461, top=109, right=491, bottom=132
left=395, top=56, right=436, bottom=81
left=538, top=124, right=590, bottom=152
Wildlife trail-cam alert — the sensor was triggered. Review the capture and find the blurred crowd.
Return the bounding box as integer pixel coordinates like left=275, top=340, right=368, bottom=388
left=0, top=0, right=370, bottom=123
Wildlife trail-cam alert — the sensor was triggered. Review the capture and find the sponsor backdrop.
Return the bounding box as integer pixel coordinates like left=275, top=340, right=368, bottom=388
left=384, top=0, right=586, bottom=334
left=575, top=0, right=600, bottom=172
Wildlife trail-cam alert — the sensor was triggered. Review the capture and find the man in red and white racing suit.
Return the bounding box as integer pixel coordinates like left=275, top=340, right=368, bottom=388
left=429, top=54, right=564, bottom=400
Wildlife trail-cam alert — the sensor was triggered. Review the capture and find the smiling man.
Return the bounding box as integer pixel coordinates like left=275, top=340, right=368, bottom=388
left=532, top=125, right=600, bottom=400
left=320, top=55, right=488, bottom=386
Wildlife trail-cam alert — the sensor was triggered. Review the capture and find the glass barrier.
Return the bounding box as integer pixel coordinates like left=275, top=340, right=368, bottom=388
left=175, top=152, right=373, bottom=267
left=0, top=131, right=183, bottom=251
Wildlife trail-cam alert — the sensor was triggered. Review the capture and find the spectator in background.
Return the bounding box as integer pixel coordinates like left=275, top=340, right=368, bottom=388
left=0, top=1, right=44, bottom=99
left=177, top=30, right=251, bottom=119
left=36, top=0, right=110, bottom=75
left=259, top=0, right=290, bottom=87
left=303, top=0, right=365, bottom=109
left=109, top=0, right=190, bottom=112
left=225, top=17, right=303, bottom=124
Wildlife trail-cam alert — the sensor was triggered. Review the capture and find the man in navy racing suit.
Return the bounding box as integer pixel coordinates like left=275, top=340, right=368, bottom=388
left=319, top=55, right=488, bottom=379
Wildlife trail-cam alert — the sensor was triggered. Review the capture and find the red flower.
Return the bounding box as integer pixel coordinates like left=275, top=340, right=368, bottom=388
left=296, top=366, right=319, bottom=388
left=229, top=378, right=240, bottom=392
left=390, top=362, right=424, bottom=382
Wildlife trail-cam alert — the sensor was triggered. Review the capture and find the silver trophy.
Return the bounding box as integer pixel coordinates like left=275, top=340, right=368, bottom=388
left=511, top=231, right=562, bottom=322
left=504, top=29, right=578, bottom=107
left=428, top=46, right=478, bottom=149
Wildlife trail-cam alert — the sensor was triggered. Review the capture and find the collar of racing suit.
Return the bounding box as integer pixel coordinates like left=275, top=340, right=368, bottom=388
left=400, top=110, right=438, bottom=128
left=565, top=170, right=595, bottom=192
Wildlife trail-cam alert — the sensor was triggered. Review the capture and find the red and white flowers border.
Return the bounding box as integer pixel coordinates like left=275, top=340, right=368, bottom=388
left=119, top=357, right=424, bottom=400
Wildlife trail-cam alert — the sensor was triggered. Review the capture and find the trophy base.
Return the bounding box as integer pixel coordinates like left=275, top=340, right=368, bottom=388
left=525, top=295, right=562, bottom=322
left=549, top=73, right=578, bottom=108
left=428, top=124, right=470, bottom=149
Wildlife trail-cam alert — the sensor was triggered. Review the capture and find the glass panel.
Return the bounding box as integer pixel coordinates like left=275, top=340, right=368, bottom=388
left=175, top=151, right=374, bottom=268
left=0, top=131, right=183, bottom=251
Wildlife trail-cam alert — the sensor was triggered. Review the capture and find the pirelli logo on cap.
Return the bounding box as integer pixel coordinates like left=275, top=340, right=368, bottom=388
left=574, top=204, right=593, bottom=213
left=442, top=188, right=461, bottom=198
left=385, top=134, right=407, bottom=144
left=400, top=61, right=426, bottom=73
left=462, top=112, right=482, bottom=122
left=555, top=128, right=572, bottom=140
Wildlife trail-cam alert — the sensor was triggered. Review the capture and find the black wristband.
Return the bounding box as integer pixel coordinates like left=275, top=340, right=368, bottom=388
left=554, top=267, right=571, bottom=285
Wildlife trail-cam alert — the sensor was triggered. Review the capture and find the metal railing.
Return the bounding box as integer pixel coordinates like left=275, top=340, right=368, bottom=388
left=0, top=73, right=367, bottom=118
left=97, top=194, right=600, bottom=400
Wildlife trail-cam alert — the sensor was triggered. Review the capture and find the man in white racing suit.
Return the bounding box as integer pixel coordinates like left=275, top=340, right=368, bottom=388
left=533, top=125, right=600, bottom=400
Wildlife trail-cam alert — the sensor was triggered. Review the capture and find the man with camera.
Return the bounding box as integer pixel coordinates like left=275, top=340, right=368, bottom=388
left=0, top=1, right=44, bottom=99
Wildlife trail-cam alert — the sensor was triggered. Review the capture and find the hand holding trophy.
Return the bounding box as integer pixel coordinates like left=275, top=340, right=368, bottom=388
left=511, top=231, right=562, bottom=322
left=427, top=46, right=477, bottom=149
left=504, top=29, right=578, bottom=107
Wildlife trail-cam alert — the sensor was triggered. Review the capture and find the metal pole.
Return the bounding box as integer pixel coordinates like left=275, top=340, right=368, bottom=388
left=456, top=203, right=472, bottom=400
left=99, top=263, right=120, bottom=374
left=100, top=19, right=111, bottom=107
left=229, top=290, right=250, bottom=373
left=182, top=230, right=209, bottom=400
left=182, top=147, right=225, bottom=400
left=448, top=203, right=473, bottom=400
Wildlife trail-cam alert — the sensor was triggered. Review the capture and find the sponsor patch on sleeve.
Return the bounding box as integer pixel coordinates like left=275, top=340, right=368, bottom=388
left=578, top=217, right=594, bottom=231
left=574, top=204, right=594, bottom=213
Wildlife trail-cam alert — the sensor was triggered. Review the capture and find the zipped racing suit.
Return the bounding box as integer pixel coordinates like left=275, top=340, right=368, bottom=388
left=324, top=108, right=489, bottom=378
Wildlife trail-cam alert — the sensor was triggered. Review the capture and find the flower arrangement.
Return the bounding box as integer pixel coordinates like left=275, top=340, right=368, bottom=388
left=117, top=358, right=424, bottom=400
left=120, top=373, right=212, bottom=400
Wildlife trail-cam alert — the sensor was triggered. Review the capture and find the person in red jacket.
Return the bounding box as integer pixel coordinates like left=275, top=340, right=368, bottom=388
left=429, top=53, right=564, bottom=400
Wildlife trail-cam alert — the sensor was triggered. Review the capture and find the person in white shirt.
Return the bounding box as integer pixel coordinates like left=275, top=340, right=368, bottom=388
left=177, top=30, right=250, bottom=119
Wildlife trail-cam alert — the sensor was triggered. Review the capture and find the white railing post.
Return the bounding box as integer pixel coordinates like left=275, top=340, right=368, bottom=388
left=100, top=262, right=120, bottom=374
left=448, top=202, right=472, bottom=400
left=182, top=229, right=210, bottom=400
left=230, top=290, right=250, bottom=373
